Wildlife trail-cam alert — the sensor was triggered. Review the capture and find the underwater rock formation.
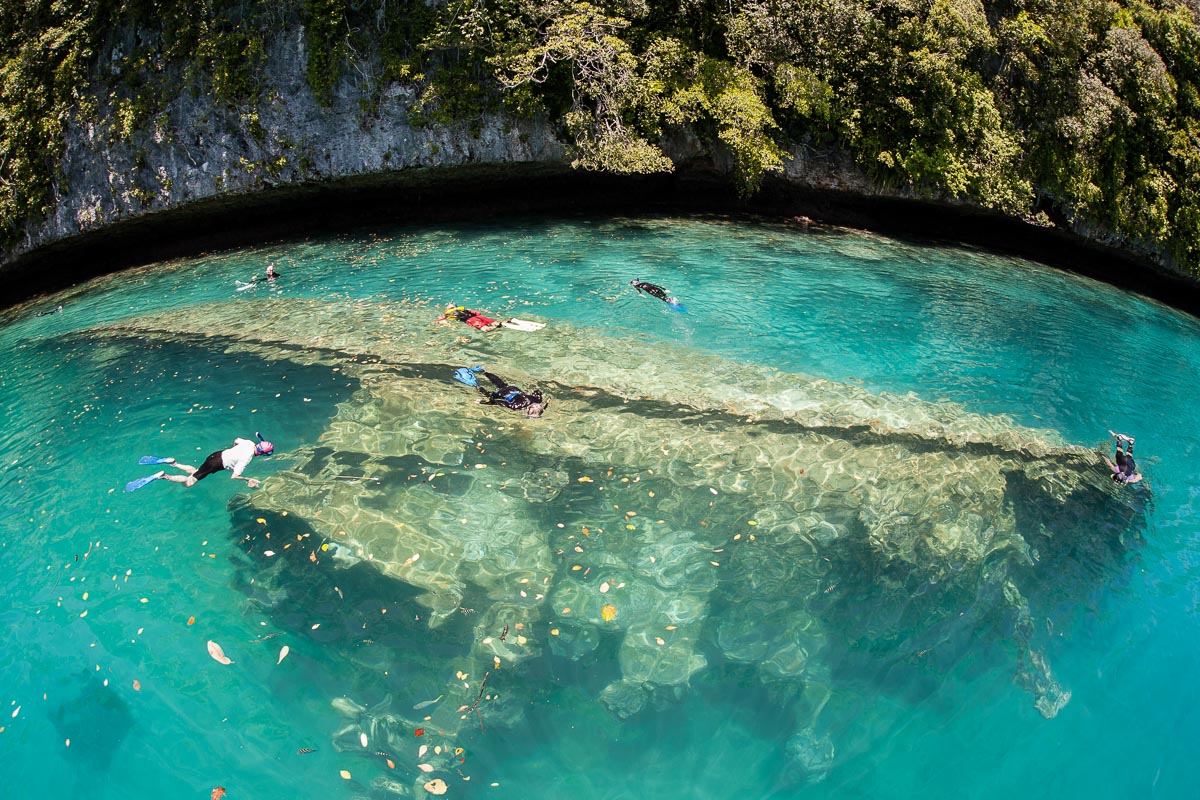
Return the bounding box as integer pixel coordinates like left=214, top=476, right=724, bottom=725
left=95, top=299, right=1145, bottom=789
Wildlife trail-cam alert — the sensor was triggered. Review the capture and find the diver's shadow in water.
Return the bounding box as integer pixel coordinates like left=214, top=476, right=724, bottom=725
left=50, top=670, right=135, bottom=772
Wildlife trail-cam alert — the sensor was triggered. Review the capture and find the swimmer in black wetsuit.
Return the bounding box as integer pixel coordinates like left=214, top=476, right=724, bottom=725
left=630, top=278, right=682, bottom=308
left=1103, top=431, right=1142, bottom=484
left=35, top=305, right=63, bottom=317
left=475, top=371, right=548, bottom=417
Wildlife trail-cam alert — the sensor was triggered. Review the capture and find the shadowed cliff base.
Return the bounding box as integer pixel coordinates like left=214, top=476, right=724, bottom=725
left=4, top=163, right=1200, bottom=317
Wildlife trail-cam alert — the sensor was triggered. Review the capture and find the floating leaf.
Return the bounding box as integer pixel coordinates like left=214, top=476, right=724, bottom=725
left=211, top=788, right=227, bottom=800
left=360, top=732, right=368, bottom=748
left=207, top=640, right=234, bottom=665
left=417, top=763, right=434, bottom=773
left=263, top=550, right=276, bottom=557
left=601, top=605, right=617, bottom=622
left=187, top=616, right=195, bottom=626
left=599, top=582, right=610, bottom=593
left=424, top=778, right=448, bottom=795
left=277, top=645, right=290, bottom=665
left=386, top=759, right=395, bottom=769
left=455, top=747, right=464, bottom=755
left=132, top=680, right=141, bottom=691
left=419, top=744, right=428, bottom=758
left=339, top=769, right=352, bottom=780
left=655, top=637, right=666, bottom=645
left=413, top=695, right=443, bottom=710
left=414, top=727, right=425, bottom=737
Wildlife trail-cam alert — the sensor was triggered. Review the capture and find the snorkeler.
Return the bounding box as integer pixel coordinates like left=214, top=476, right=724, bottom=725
left=1103, top=431, right=1142, bottom=484
left=630, top=279, right=684, bottom=310
left=236, top=265, right=281, bottom=291
left=35, top=305, right=63, bottom=317
left=436, top=305, right=501, bottom=331
left=453, top=366, right=548, bottom=417
left=125, top=432, right=274, bottom=491
left=435, top=305, right=545, bottom=332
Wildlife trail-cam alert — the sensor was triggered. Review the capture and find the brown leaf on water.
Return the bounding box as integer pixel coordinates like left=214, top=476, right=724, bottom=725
left=132, top=680, right=141, bottom=691
left=424, top=778, right=448, bottom=795
left=207, top=640, right=234, bottom=665
left=211, top=788, right=227, bottom=800
left=187, top=616, right=195, bottom=626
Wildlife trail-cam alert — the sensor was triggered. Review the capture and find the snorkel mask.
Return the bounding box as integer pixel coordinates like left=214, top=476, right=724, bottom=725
left=254, top=431, right=274, bottom=456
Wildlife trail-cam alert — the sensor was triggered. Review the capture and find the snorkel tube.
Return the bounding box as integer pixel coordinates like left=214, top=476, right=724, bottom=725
left=254, top=431, right=275, bottom=456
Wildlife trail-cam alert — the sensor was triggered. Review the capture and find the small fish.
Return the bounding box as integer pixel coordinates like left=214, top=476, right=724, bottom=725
left=375, top=750, right=393, bottom=758
left=412, top=694, right=444, bottom=710
left=500, top=625, right=509, bottom=642
left=297, top=747, right=316, bottom=755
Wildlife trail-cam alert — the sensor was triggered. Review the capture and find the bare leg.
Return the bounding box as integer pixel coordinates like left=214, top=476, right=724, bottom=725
left=160, top=461, right=198, bottom=485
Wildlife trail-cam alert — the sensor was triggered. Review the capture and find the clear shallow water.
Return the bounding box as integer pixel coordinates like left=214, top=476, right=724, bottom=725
left=1, top=215, right=1198, bottom=799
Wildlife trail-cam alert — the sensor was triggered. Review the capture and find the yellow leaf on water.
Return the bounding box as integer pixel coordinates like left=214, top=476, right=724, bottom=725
left=655, top=637, right=666, bottom=646
left=601, top=605, right=617, bottom=622
left=339, top=769, right=352, bottom=780
left=256, top=518, right=267, bottom=525
left=386, top=759, right=395, bottom=769
left=550, top=628, right=560, bottom=636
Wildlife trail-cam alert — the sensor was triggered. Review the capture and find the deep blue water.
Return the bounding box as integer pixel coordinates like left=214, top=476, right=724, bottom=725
left=2, top=216, right=1198, bottom=799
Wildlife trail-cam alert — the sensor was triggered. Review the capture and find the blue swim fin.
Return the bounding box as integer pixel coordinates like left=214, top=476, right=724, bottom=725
left=125, top=473, right=163, bottom=492
left=454, top=368, right=479, bottom=387
left=138, top=456, right=172, bottom=465
left=667, top=300, right=686, bottom=312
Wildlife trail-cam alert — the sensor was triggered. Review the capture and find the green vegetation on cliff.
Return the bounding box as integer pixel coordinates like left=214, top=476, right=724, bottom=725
left=2, top=0, right=1199, bottom=271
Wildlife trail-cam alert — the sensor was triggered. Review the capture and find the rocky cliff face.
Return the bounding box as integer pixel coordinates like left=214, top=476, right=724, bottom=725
left=14, top=25, right=567, bottom=262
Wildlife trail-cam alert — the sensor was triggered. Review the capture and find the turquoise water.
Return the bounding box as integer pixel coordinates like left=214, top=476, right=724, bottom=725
left=1, top=215, right=1198, bottom=799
